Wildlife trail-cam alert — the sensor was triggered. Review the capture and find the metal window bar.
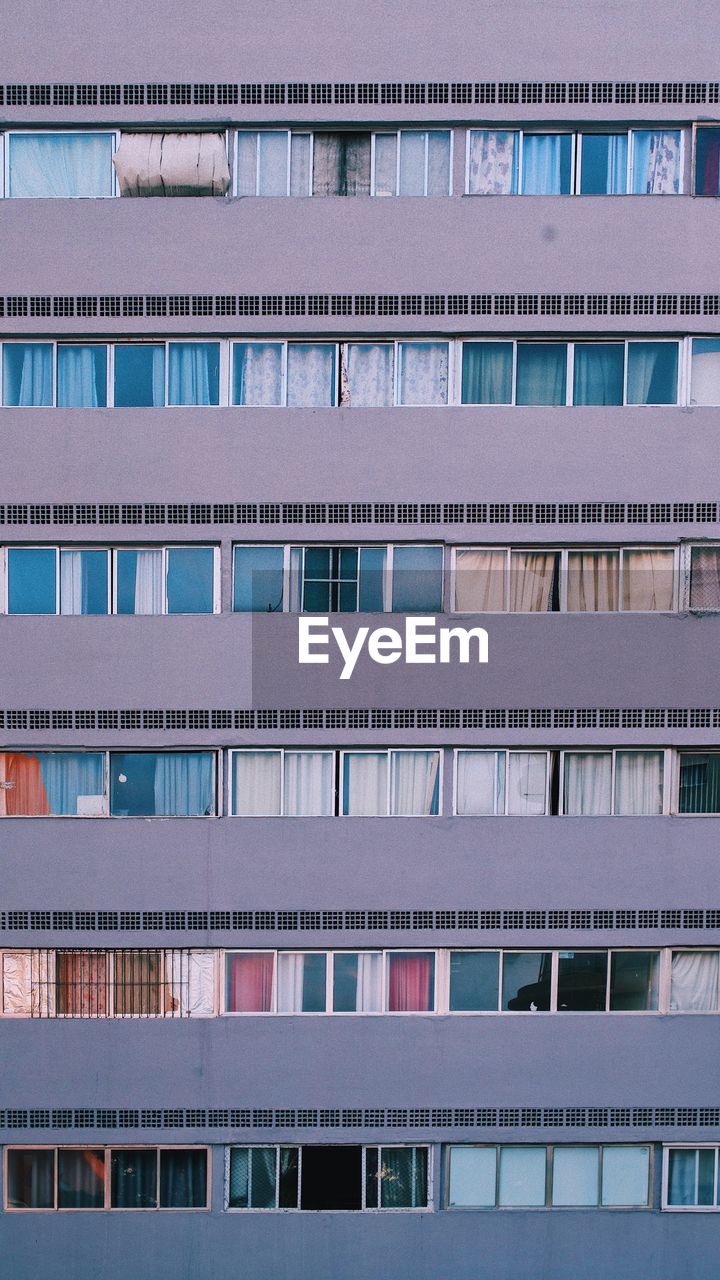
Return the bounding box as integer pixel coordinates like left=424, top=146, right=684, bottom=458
left=29, top=949, right=193, bottom=1018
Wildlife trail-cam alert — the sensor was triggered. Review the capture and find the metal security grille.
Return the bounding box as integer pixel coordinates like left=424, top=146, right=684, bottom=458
left=20, top=948, right=194, bottom=1017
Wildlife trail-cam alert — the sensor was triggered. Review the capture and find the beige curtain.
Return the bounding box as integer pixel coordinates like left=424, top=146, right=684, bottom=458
left=622, top=549, right=675, bottom=611
left=509, top=552, right=557, bottom=612
left=114, top=133, right=230, bottom=196
left=566, top=551, right=619, bottom=611
left=454, top=549, right=506, bottom=611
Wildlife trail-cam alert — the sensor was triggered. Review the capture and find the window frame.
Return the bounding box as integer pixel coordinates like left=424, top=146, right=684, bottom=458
left=4, top=129, right=120, bottom=199
left=3, top=1145, right=211, bottom=1211
left=445, top=1143, right=652, bottom=1209
left=224, top=1143, right=431, bottom=1210
left=558, top=747, right=670, bottom=816
left=340, top=747, right=443, bottom=817
left=108, top=749, right=218, bottom=819
left=370, top=129, right=453, bottom=197
left=662, top=1145, right=720, bottom=1210
left=111, top=544, right=220, bottom=615
left=452, top=748, right=551, bottom=816
left=228, top=747, right=337, bottom=817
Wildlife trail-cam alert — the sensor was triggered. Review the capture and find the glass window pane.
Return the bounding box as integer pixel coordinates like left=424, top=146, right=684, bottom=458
left=374, top=133, right=397, bottom=195
left=345, top=344, right=394, bottom=407
left=276, top=952, right=327, bottom=1012
left=390, top=750, right=439, bottom=816
left=343, top=752, right=387, bottom=815
left=57, top=345, right=107, bottom=407
left=467, top=130, right=518, bottom=195
left=579, top=134, right=627, bottom=194
left=614, top=750, right=664, bottom=815
left=110, top=752, right=214, bottom=817
left=563, top=752, right=612, bottom=815
left=7, top=1149, right=55, bottom=1208
left=556, top=951, right=608, bottom=1011
left=358, top=546, right=386, bottom=611
left=159, top=1150, right=207, bottom=1207
left=667, top=1149, right=700, bottom=1205
left=232, top=751, right=281, bottom=817
left=602, top=1146, right=649, bottom=1206
left=387, top=952, right=435, bottom=1011
left=284, top=751, right=333, bottom=816
left=0, top=751, right=104, bottom=816
left=521, top=134, right=572, bottom=194
left=166, top=547, right=214, bottom=614
left=3, top=343, right=53, bottom=406
left=454, top=549, right=507, bottom=612
left=391, top=545, right=443, bottom=611
left=398, top=342, right=448, bottom=405
left=690, top=546, right=720, bottom=610
left=168, top=342, right=220, bottom=406
left=379, top=1148, right=427, bottom=1207
left=234, top=546, right=284, bottom=613
left=552, top=1147, right=599, bottom=1205
left=448, top=1147, right=497, bottom=1206
left=679, top=754, right=720, bottom=814
left=332, top=952, right=382, bottom=1012
left=229, top=1147, right=277, bottom=1209
left=58, top=1149, right=105, bottom=1208
left=110, top=1149, right=157, bottom=1208
left=502, top=953, right=552, bottom=1011
left=631, top=130, right=682, bottom=194
left=509, top=550, right=559, bottom=612
left=7, top=547, right=56, bottom=613
left=461, top=342, right=513, bottom=404
left=626, top=342, right=678, bottom=404
left=232, top=343, right=283, bottom=406
left=456, top=751, right=504, bottom=816
left=498, top=1147, right=546, bottom=1205
left=572, top=344, right=624, bottom=405
left=113, top=344, right=165, bottom=407
left=257, top=131, right=289, bottom=196
left=695, top=128, right=720, bottom=195
left=290, top=133, right=311, bottom=195
left=609, top=952, right=659, bottom=1011
left=621, top=549, right=675, bottom=611
left=516, top=344, right=567, bottom=405
left=287, top=344, right=335, bottom=407
left=279, top=1148, right=299, bottom=1208
left=691, top=338, right=720, bottom=405
left=8, top=132, right=114, bottom=198
left=566, top=550, right=619, bottom=612
left=59, top=550, right=108, bottom=616
left=670, top=952, right=720, bottom=1011
left=427, top=131, right=451, bottom=195
left=226, top=953, right=274, bottom=1012
left=236, top=131, right=258, bottom=196
left=507, top=753, right=547, bottom=816
left=116, top=549, right=163, bottom=615
left=449, top=951, right=500, bottom=1011
left=399, top=131, right=426, bottom=195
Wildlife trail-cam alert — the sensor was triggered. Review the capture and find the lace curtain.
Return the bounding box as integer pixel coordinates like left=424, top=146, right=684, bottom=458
left=9, top=132, right=114, bottom=197
left=467, top=131, right=518, bottom=194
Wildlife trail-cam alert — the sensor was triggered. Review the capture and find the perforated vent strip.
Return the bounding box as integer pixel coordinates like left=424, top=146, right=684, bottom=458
left=0, top=500, right=717, bottom=528
left=0, top=907, right=718, bottom=933
left=0, top=79, right=717, bottom=110
left=1, top=706, right=720, bottom=732
left=0, top=1105, right=717, bottom=1132
left=1, top=291, right=718, bottom=321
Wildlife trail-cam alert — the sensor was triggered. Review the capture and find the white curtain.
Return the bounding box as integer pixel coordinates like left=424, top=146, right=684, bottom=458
left=456, top=751, right=503, bottom=815
left=132, top=550, right=163, bottom=614
left=621, top=549, right=675, bottom=611
left=236, top=131, right=259, bottom=195
left=286, top=344, right=335, bottom=407
left=507, top=753, right=547, bottom=816
left=172, top=951, right=216, bottom=1017
left=691, top=340, right=720, bottom=405
left=2, top=952, right=33, bottom=1014
left=454, top=550, right=506, bottom=611
left=566, top=552, right=619, bottom=611
left=290, top=134, right=312, bottom=193
left=343, top=753, right=387, bottom=815
left=467, top=131, right=518, bottom=195
left=113, top=133, right=230, bottom=196
left=632, top=130, right=682, bottom=194
left=59, top=551, right=86, bottom=616
left=563, top=753, right=612, bottom=815
left=153, top=753, right=213, bottom=816
left=522, top=135, right=567, bottom=194
left=373, top=134, right=398, bottom=195
left=399, top=131, right=426, bottom=194
left=355, top=953, right=382, bottom=1010
left=168, top=343, right=217, bottom=405
left=690, top=547, right=720, bottom=610
left=233, top=343, right=283, bottom=405
left=284, top=752, right=333, bottom=816
left=670, top=952, right=720, bottom=1011
left=509, top=552, right=557, bottom=611
left=344, top=344, right=394, bottom=406
left=391, top=751, right=439, bottom=815
left=427, top=131, right=451, bottom=195
left=233, top=752, right=281, bottom=816
left=614, top=751, right=664, bottom=815
left=3, top=343, right=53, bottom=406
left=276, top=953, right=306, bottom=1011
left=257, top=131, right=290, bottom=196
left=398, top=342, right=448, bottom=405
left=9, top=132, right=114, bottom=197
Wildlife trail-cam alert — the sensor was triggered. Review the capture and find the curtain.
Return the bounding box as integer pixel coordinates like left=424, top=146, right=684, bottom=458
left=233, top=751, right=281, bottom=816
left=391, top=751, right=439, bottom=815
left=131, top=549, right=164, bottom=614
left=57, top=951, right=107, bottom=1016
left=9, top=132, right=114, bottom=197
left=398, top=342, right=448, bottom=404
left=691, top=339, right=720, bottom=405
left=695, top=128, right=720, bottom=195
left=456, top=751, right=503, bottom=815
left=667, top=1149, right=714, bottom=1206
left=7, top=1149, right=55, bottom=1208
left=563, top=753, right=612, bottom=815
left=113, top=132, right=230, bottom=196
left=690, top=547, right=720, bottom=609
left=671, top=952, right=720, bottom=1010
left=379, top=1148, right=427, bottom=1207
left=236, top=131, right=259, bottom=195
left=522, top=135, right=570, bottom=194
left=516, top=344, right=566, bottom=404
left=284, top=751, right=333, bottom=816
left=59, top=551, right=106, bottom=615
left=354, top=953, right=382, bottom=1011
left=179, top=951, right=216, bottom=1017
left=427, top=131, right=451, bottom=195
left=626, top=342, right=678, bottom=404
left=3, top=343, right=53, bottom=406
left=566, top=551, right=619, bottom=611
left=276, top=953, right=326, bottom=1012
left=631, top=130, right=682, bottom=194
left=344, top=343, right=394, bottom=406
left=287, top=344, right=335, bottom=406
left=168, top=343, right=219, bottom=405
left=0, top=753, right=50, bottom=816
left=58, top=1150, right=105, bottom=1208
left=153, top=753, right=213, bottom=816
left=467, top=131, right=518, bottom=194
left=57, top=345, right=106, bottom=407
left=113, top=344, right=165, bottom=407
left=572, top=344, right=625, bottom=405
left=387, top=953, right=433, bottom=1010
left=679, top=754, right=720, bottom=813
left=509, top=552, right=558, bottom=611
left=2, top=951, right=33, bottom=1014
left=39, top=752, right=104, bottom=815
left=614, top=751, right=663, bottom=814
left=227, top=952, right=274, bottom=1012
left=373, top=134, right=397, bottom=195
left=289, top=133, right=311, bottom=195
left=461, top=342, right=513, bottom=403
left=111, top=1149, right=157, bottom=1208
left=343, top=753, right=387, bottom=815
left=229, top=1147, right=277, bottom=1208
left=454, top=549, right=506, bottom=611
left=507, top=753, right=547, bottom=816
left=621, top=549, right=675, bottom=610
left=159, top=1150, right=207, bottom=1208
left=233, top=343, right=283, bottom=405
left=312, top=133, right=371, bottom=196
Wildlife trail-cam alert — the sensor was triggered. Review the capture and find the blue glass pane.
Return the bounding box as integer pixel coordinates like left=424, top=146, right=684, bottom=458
left=8, top=133, right=114, bottom=198
left=7, top=548, right=56, bottom=613
left=359, top=546, right=386, bottom=611
left=300, top=954, right=327, bottom=1012
left=166, top=548, right=214, bottom=614
left=516, top=344, right=567, bottom=405
left=233, top=547, right=285, bottom=612
left=462, top=343, right=513, bottom=403
left=572, top=344, right=624, bottom=405
left=114, top=345, right=165, bottom=407
left=449, top=952, right=500, bottom=1011
left=580, top=135, right=627, bottom=194
left=522, top=134, right=572, bottom=194
left=59, top=550, right=108, bottom=615
left=3, top=344, right=53, bottom=406
left=57, top=345, right=107, bottom=407
left=110, top=752, right=214, bottom=816
left=626, top=343, right=678, bottom=404
left=168, top=343, right=220, bottom=405
left=391, top=546, right=443, bottom=611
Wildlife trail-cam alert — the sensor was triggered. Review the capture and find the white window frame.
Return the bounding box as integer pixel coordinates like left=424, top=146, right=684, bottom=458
left=674, top=750, right=720, bottom=816
left=453, top=748, right=551, bottom=816
left=340, top=747, right=443, bottom=817
left=0, top=748, right=109, bottom=818
left=4, top=129, right=120, bottom=199
left=445, top=1143, right=652, bottom=1209
left=371, top=130, right=452, bottom=197
left=558, top=747, right=671, bottom=816
left=228, top=747, right=336, bottom=817
left=224, top=1144, right=431, bottom=1211
left=575, top=129, right=631, bottom=195
left=662, top=1144, right=720, bottom=1210
left=692, top=123, right=720, bottom=196
left=628, top=126, right=685, bottom=195
left=111, top=545, right=219, bottom=615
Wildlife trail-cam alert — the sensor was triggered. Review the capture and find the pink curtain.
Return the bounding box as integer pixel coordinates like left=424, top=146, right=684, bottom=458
left=229, top=953, right=274, bottom=1012
left=0, top=754, right=50, bottom=816
left=388, top=953, right=433, bottom=1011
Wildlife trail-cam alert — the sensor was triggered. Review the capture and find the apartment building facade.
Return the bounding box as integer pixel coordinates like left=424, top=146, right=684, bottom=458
left=0, top=1, right=719, bottom=1275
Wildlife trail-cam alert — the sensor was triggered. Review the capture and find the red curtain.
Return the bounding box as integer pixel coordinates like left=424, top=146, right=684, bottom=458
left=0, top=754, right=50, bottom=816
left=388, top=953, right=433, bottom=1011
left=228, top=953, right=274, bottom=1011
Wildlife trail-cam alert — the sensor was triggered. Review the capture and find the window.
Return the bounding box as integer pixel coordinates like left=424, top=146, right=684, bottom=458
left=467, top=131, right=572, bottom=195
left=449, top=951, right=500, bottom=1011
left=235, top=129, right=450, bottom=197
left=498, top=949, right=659, bottom=1012
left=669, top=952, right=720, bottom=1011
left=467, top=128, right=683, bottom=196
left=109, top=752, right=215, bottom=817
left=115, top=546, right=216, bottom=614
left=112, top=132, right=230, bottom=197
left=562, top=750, right=665, bottom=815
left=396, top=342, right=449, bottom=405
left=455, top=751, right=549, bottom=815
left=387, top=952, right=435, bottom=1011
left=678, top=753, right=720, bottom=813
left=0, top=752, right=105, bottom=816
left=343, top=343, right=394, bottom=406
left=373, top=131, right=451, bottom=196
left=625, top=341, right=678, bottom=404
left=7, top=132, right=116, bottom=197
left=630, top=130, right=682, bottom=194
left=57, top=344, right=108, bottom=407
left=1, top=948, right=215, bottom=1018
left=167, top=342, right=220, bottom=406
left=6, top=1148, right=209, bottom=1209
left=665, top=1148, right=720, bottom=1208
left=232, top=544, right=442, bottom=613
left=578, top=133, right=628, bottom=194
left=342, top=750, right=440, bottom=816
left=231, top=750, right=334, bottom=816
left=3, top=546, right=214, bottom=615
left=114, top=344, right=165, bottom=406
left=694, top=127, right=720, bottom=196
left=226, top=1146, right=428, bottom=1209
left=236, top=131, right=313, bottom=196
left=447, top=1145, right=650, bottom=1207
left=460, top=341, right=678, bottom=407
left=231, top=341, right=336, bottom=406
left=690, top=339, right=720, bottom=405
left=689, top=545, right=720, bottom=610
left=451, top=546, right=676, bottom=613
left=233, top=546, right=285, bottom=612
left=6, top=547, right=109, bottom=615
left=3, top=342, right=53, bottom=405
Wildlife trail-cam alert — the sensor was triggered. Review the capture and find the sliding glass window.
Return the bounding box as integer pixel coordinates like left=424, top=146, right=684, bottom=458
left=7, top=132, right=116, bottom=198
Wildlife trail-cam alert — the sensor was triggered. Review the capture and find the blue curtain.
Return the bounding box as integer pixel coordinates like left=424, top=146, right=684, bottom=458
left=57, top=345, right=107, bottom=407
left=168, top=343, right=220, bottom=405
left=39, top=753, right=104, bottom=815
left=461, top=342, right=513, bottom=403
left=516, top=344, right=567, bottom=404
left=573, top=344, right=625, bottom=405
left=153, top=753, right=214, bottom=816
left=8, top=133, right=114, bottom=198
left=3, top=343, right=53, bottom=406
left=522, top=135, right=571, bottom=194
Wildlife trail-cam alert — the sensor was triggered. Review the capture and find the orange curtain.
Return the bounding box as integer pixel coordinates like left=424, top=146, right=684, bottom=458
left=1, top=754, right=51, bottom=816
